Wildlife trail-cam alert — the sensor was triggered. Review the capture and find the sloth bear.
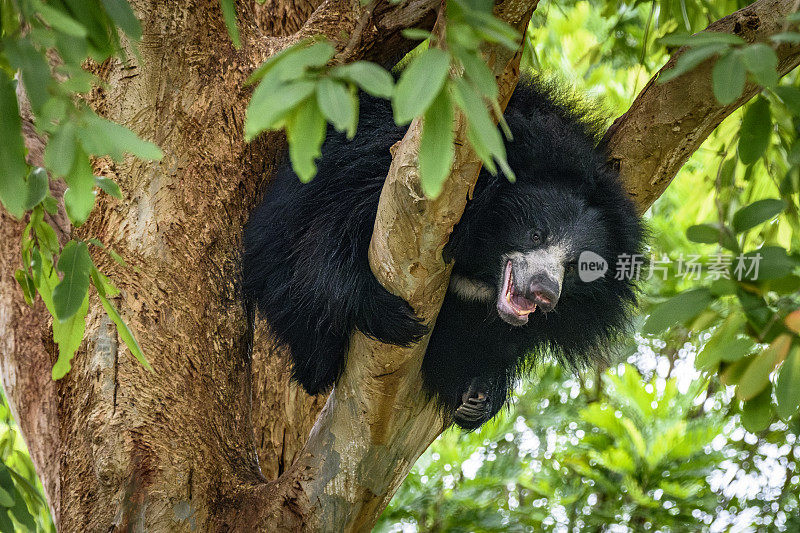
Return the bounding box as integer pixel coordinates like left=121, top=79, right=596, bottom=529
left=243, top=79, right=644, bottom=429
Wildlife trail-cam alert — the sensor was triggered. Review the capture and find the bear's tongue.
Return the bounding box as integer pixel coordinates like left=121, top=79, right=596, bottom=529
left=499, top=260, right=537, bottom=318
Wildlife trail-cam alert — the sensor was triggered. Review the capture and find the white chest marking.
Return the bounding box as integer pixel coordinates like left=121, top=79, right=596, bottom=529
left=449, top=274, right=495, bottom=302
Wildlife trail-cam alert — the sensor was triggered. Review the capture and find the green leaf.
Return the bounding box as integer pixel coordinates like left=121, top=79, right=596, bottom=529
left=776, top=343, right=800, bottom=419
left=401, top=28, right=432, bottom=41
left=275, top=42, right=335, bottom=81
left=696, top=313, right=753, bottom=369
left=642, top=289, right=715, bottom=335
left=461, top=9, right=520, bottom=50
left=737, top=334, right=792, bottom=401
left=31, top=246, right=43, bottom=285
left=771, top=31, right=800, bottom=44
left=722, top=355, right=755, bottom=386
left=42, top=195, right=59, bottom=215
left=0, top=70, right=28, bottom=219
left=581, top=404, right=628, bottom=438
left=58, top=65, right=98, bottom=93
left=768, top=274, right=800, bottom=295
left=36, top=255, right=88, bottom=379
left=1, top=0, right=20, bottom=35
left=78, top=112, right=163, bottom=161
left=285, top=97, right=327, bottom=183
left=51, top=290, right=89, bottom=379
left=741, top=44, right=779, bottom=88
left=392, top=48, right=451, bottom=125
left=90, top=266, right=119, bottom=298
left=453, top=46, right=498, bottom=100
left=14, top=269, right=36, bottom=306
left=712, top=51, right=746, bottom=105
left=451, top=77, right=513, bottom=179
left=741, top=387, right=773, bottom=433
left=63, top=151, right=96, bottom=226
left=94, top=176, right=122, bottom=198
left=780, top=168, right=799, bottom=194
left=447, top=22, right=482, bottom=51
left=108, top=248, right=127, bottom=266
left=686, top=223, right=738, bottom=251
left=24, top=167, right=49, bottom=210
left=4, top=37, right=51, bottom=113
left=659, top=32, right=745, bottom=47
left=773, top=86, right=800, bottom=115
left=589, top=447, right=635, bottom=474
left=246, top=39, right=315, bottom=85
left=8, top=493, right=35, bottom=532
left=732, top=198, right=785, bottom=233
left=55, top=0, right=115, bottom=58
left=0, top=486, right=12, bottom=508
left=87, top=239, right=128, bottom=267
left=44, top=122, right=77, bottom=177
left=244, top=79, right=316, bottom=140
left=331, top=61, right=394, bottom=99
left=34, top=219, right=59, bottom=259
left=53, top=240, right=93, bottom=321
left=99, top=293, right=152, bottom=371
left=0, top=465, right=14, bottom=503
left=659, top=44, right=727, bottom=84
left=419, top=88, right=454, bottom=198
left=738, top=97, right=772, bottom=165
left=33, top=0, right=88, bottom=38
left=316, top=78, right=356, bottom=137
left=219, top=0, right=241, bottom=48
left=742, top=246, right=795, bottom=281
left=101, top=0, right=142, bottom=40
left=54, top=32, right=89, bottom=66
left=719, top=156, right=737, bottom=187
left=709, top=278, right=738, bottom=296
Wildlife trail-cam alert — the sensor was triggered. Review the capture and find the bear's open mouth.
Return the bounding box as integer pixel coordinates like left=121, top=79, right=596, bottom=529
left=497, top=260, right=537, bottom=324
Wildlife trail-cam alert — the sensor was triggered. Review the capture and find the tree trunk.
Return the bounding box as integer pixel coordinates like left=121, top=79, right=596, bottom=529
left=0, top=0, right=798, bottom=531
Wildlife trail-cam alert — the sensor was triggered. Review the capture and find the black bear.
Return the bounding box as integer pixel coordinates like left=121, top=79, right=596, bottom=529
left=243, top=79, right=644, bottom=429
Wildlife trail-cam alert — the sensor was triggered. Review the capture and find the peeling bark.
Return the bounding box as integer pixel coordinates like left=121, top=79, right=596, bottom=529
left=0, top=0, right=798, bottom=531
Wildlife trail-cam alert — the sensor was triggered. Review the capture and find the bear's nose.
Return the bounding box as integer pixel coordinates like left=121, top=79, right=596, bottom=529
left=527, top=278, right=559, bottom=312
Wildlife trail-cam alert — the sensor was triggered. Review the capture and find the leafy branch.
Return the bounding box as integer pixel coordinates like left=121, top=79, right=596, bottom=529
left=0, top=0, right=160, bottom=378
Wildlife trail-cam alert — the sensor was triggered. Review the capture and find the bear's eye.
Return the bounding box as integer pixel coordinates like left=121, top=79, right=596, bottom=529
left=529, top=230, right=544, bottom=246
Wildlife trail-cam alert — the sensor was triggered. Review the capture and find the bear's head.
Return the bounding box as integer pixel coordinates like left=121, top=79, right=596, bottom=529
left=446, top=172, right=644, bottom=365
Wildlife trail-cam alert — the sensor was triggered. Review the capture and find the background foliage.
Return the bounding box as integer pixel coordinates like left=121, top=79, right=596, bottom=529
left=0, top=0, right=799, bottom=531
left=378, top=0, right=800, bottom=531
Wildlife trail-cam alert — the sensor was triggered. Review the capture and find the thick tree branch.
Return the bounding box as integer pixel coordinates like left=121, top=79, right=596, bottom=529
left=244, top=0, right=440, bottom=68
left=605, top=0, right=800, bottom=212
left=250, top=0, right=326, bottom=36
left=243, top=0, right=440, bottom=483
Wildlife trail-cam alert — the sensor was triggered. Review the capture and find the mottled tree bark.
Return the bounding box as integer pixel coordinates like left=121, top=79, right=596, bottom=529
left=0, top=0, right=798, bottom=531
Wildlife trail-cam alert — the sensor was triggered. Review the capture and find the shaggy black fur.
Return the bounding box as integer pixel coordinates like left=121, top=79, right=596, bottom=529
left=243, top=80, right=644, bottom=429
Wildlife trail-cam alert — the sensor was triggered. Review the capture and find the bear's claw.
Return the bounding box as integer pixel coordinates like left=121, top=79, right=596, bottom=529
left=454, top=379, right=492, bottom=429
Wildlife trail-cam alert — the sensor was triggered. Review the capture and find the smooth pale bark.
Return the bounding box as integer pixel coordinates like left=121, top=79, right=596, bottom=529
left=0, top=0, right=799, bottom=531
